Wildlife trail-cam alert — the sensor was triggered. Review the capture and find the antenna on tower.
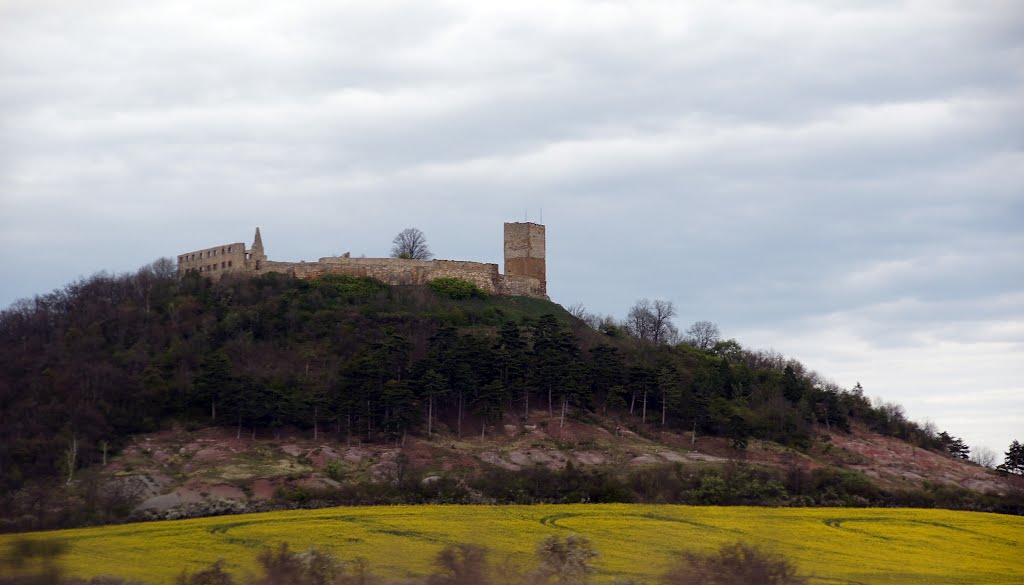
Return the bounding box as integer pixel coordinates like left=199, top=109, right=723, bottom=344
left=525, top=209, right=528, bottom=222
left=540, top=208, right=543, bottom=223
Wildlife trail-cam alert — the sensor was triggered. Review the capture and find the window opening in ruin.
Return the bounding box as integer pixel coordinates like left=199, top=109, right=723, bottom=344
left=228, top=261, right=232, bottom=267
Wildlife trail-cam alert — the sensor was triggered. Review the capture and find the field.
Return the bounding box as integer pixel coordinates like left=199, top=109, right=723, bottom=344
left=2, top=505, right=1022, bottom=584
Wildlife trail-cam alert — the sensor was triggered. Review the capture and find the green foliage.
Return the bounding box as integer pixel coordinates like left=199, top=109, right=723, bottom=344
left=0, top=262, right=1001, bottom=527
left=309, top=274, right=387, bottom=303
left=324, top=460, right=345, bottom=482
left=938, top=431, right=970, bottom=460
left=428, top=278, right=488, bottom=300
left=997, top=440, right=1024, bottom=475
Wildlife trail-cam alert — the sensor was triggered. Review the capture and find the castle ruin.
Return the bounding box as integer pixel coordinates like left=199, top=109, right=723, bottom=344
left=177, top=222, right=547, bottom=298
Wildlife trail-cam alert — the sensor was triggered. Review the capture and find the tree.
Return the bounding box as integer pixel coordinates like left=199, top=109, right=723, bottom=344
left=531, top=314, right=578, bottom=418
left=390, top=227, right=433, bottom=260
left=661, top=542, right=808, bottom=585
left=250, top=543, right=349, bottom=585
left=684, top=320, right=720, bottom=350
left=534, top=534, right=598, bottom=585
left=194, top=350, right=237, bottom=422
left=177, top=558, right=237, bottom=585
left=4, top=538, right=71, bottom=585
left=566, top=302, right=589, bottom=321
left=419, top=369, right=448, bottom=438
left=429, top=543, right=491, bottom=585
left=997, top=440, right=1024, bottom=475
left=781, top=365, right=804, bottom=403
left=970, top=445, right=997, bottom=468
left=938, top=431, right=970, bottom=460
left=626, top=299, right=678, bottom=344
left=657, top=364, right=682, bottom=426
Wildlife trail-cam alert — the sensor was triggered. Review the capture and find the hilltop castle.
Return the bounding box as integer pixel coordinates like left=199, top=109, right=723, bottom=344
left=177, top=222, right=547, bottom=298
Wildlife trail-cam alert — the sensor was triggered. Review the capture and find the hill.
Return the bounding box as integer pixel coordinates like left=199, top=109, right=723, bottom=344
left=0, top=263, right=1020, bottom=530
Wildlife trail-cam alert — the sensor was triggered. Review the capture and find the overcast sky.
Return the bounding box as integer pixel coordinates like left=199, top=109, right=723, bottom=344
left=1, top=0, right=1021, bottom=455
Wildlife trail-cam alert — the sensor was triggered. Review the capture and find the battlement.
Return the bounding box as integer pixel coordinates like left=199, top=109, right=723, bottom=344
left=177, top=224, right=547, bottom=299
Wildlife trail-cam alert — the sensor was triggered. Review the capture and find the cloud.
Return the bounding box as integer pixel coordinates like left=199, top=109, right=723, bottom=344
left=1, top=0, right=1021, bottom=451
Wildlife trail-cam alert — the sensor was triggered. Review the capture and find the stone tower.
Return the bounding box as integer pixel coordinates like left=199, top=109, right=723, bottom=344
left=250, top=227, right=267, bottom=269
left=504, top=222, right=546, bottom=296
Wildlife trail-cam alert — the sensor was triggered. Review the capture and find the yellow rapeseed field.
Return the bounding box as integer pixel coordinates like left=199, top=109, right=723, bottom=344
left=1, top=505, right=1022, bottom=584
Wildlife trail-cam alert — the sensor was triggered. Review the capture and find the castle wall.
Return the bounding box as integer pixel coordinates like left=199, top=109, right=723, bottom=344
left=498, top=274, right=543, bottom=296
left=177, top=223, right=548, bottom=298
left=178, top=242, right=248, bottom=279
left=259, top=257, right=516, bottom=294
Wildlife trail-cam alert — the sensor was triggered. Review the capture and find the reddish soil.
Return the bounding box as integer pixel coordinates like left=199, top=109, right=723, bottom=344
left=110, top=413, right=1019, bottom=519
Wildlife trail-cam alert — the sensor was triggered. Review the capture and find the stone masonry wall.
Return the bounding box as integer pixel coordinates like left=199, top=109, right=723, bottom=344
left=498, top=274, right=543, bottom=296
left=178, top=224, right=548, bottom=298
left=178, top=242, right=248, bottom=278
left=503, top=222, right=546, bottom=295
left=259, top=257, right=530, bottom=296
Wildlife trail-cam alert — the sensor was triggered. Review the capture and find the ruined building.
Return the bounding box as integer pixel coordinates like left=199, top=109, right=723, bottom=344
left=177, top=222, right=547, bottom=298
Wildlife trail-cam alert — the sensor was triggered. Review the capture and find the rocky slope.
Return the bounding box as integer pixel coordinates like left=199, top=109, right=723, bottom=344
left=89, top=413, right=1019, bottom=522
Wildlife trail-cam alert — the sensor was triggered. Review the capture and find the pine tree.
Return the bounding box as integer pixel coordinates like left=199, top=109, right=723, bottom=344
left=997, top=440, right=1023, bottom=475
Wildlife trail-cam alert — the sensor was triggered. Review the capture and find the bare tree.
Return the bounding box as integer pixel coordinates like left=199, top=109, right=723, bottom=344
left=684, top=320, right=720, bottom=350
left=919, top=418, right=939, bottom=441
left=391, top=227, right=433, bottom=260
left=627, top=299, right=677, bottom=344
left=567, top=302, right=589, bottom=320
left=971, top=445, right=998, bottom=468
left=650, top=300, right=677, bottom=343
left=627, top=299, right=653, bottom=340
left=661, top=542, right=808, bottom=585
left=534, top=534, right=598, bottom=585
left=429, top=543, right=491, bottom=585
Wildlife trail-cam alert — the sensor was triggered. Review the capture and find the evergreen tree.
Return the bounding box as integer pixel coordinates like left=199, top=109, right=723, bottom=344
left=495, top=321, right=528, bottom=416
left=656, top=364, right=682, bottom=426
left=997, top=440, right=1024, bottom=475
left=588, top=344, right=625, bottom=414
left=194, top=350, right=237, bottom=422
left=382, top=379, right=419, bottom=442
left=938, top=431, right=971, bottom=460
left=781, top=365, right=804, bottom=403
left=418, top=369, right=448, bottom=438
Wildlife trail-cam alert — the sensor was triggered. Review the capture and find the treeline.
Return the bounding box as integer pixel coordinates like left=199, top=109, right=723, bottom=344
left=1, top=535, right=809, bottom=585
left=266, top=459, right=1023, bottom=516
left=0, top=263, right=975, bottom=491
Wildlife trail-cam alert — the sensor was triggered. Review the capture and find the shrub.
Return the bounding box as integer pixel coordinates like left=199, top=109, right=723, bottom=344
left=324, top=460, right=345, bottom=482
left=660, top=542, right=808, bottom=585
left=429, top=278, right=487, bottom=300
left=176, top=559, right=236, bottom=585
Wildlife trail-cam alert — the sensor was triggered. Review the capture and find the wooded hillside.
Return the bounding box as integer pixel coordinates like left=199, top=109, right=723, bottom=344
left=0, top=261, right=960, bottom=494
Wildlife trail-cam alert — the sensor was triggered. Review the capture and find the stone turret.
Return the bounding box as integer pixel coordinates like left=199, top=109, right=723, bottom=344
left=249, top=227, right=267, bottom=268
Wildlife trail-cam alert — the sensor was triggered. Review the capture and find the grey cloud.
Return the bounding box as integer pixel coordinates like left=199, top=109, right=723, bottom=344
left=1, top=0, right=1021, bottom=451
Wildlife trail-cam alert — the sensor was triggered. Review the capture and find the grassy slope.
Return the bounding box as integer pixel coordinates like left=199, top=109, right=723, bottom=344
left=3, top=505, right=1021, bottom=584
